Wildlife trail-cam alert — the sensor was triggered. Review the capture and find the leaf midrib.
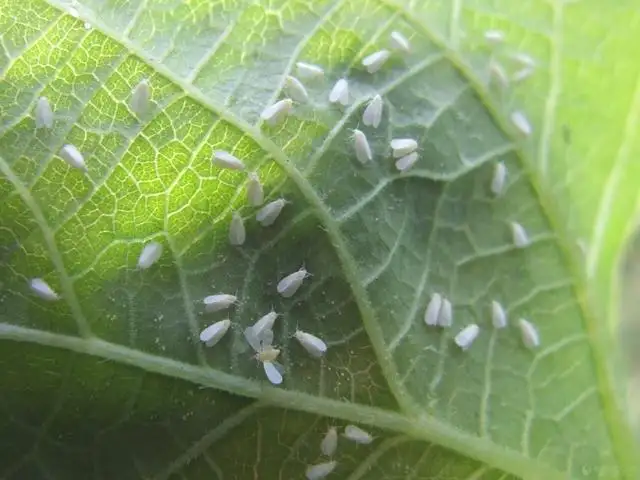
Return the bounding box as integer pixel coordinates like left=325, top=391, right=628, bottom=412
left=18, top=1, right=638, bottom=478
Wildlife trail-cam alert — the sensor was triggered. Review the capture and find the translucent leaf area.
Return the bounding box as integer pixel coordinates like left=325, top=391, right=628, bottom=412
left=0, top=0, right=638, bottom=479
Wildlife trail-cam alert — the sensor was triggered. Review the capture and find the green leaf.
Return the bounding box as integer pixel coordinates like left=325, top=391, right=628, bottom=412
left=0, top=0, right=637, bottom=479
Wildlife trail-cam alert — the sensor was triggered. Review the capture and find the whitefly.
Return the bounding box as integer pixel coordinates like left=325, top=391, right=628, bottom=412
left=137, top=241, right=163, bottom=269
left=29, top=278, right=59, bottom=301
left=362, top=94, right=383, bottom=128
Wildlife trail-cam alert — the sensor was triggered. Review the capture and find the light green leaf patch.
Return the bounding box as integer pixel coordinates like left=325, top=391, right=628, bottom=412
left=0, top=0, right=637, bottom=479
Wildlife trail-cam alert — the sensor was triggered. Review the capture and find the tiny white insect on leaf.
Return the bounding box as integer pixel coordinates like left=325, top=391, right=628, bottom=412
left=251, top=311, right=279, bottom=339
left=130, top=79, right=151, bottom=115
left=306, top=460, right=337, bottom=480
left=362, top=94, right=383, bottom=128
left=512, top=52, right=536, bottom=68
left=518, top=318, right=540, bottom=348
left=320, top=427, right=338, bottom=456
left=263, top=361, right=283, bottom=385
left=362, top=49, right=391, bottom=73
left=212, top=150, right=245, bottom=170
left=260, top=98, right=293, bottom=126
left=489, top=61, right=509, bottom=89
left=454, top=324, right=480, bottom=351
left=438, top=298, right=453, bottom=327
left=353, top=129, right=372, bottom=164
left=284, top=75, right=309, bottom=103
left=59, top=144, right=87, bottom=171
left=256, top=346, right=281, bottom=363
left=296, top=61, right=324, bottom=80
left=294, top=330, right=327, bottom=357
left=246, top=172, right=264, bottom=206
left=329, top=78, right=349, bottom=106
left=389, top=31, right=411, bottom=53
left=510, top=110, right=532, bottom=137
left=243, top=326, right=262, bottom=352
left=491, top=300, right=508, bottom=329
left=512, top=67, right=535, bottom=83
left=35, top=96, right=54, bottom=129
left=277, top=267, right=309, bottom=298
left=256, top=198, right=286, bottom=227
left=203, top=293, right=237, bottom=313
left=484, top=29, right=505, bottom=44
left=510, top=222, right=530, bottom=248
left=137, top=241, right=163, bottom=269
left=199, top=319, right=232, bottom=347
left=424, top=293, right=442, bottom=326
left=390, top=138, right=418, bottom=158
left=343, top=425, right=373, bottom=444
left=29, top=278, right=59, bottom=301
left=491, top=162, right=507, bottom=196
left=395, top=152, right=419, bottom=172
left=229, top=212, right=246, bottom=246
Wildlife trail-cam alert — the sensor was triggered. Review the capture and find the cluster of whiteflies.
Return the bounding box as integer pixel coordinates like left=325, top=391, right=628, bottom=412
left=304, top=424, right=374, bottom=479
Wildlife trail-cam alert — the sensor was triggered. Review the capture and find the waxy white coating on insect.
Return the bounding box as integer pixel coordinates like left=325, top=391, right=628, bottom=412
left=35, top=96, right=53, bottom=129
left=489, top=60, right=509, bottom=89
left=491, top=162, right=507, bottom=196
left=343, top=425, right=373, bottom=444
left=263, top=361, right=283, bottom=385
left=306, top=460, right=337, bottom=480
left=512, top=52, right=536, bottom=68
left=329, top=78, right=349, bottom=106
left=59, top=144, right=86, bottom=171
left=260, top=98, right=293, bottom=125
left=137, top=241, right=163, bottom=269
left=438, top=298, right=453, bottom=327
left=518, top=318, right=540, bottom=348
left=424, top=293, right=442, bottom=326
left=362, top=49, right=391, bottom=73
left=277, top=267, right=309, bottom=298
left=130, top=79, right=150, bottom=115
left=244, top=324, right=275, bottom=352
left=455, top=324, right=480, bottom=350
left=284, top=75, right=309, bottom=103
left=510, top=222, right=530, bottom=248
left=510, top=110, right=532, bottom=137
left=256, top=198, right=286, bottom=227
left=362, top=94, right=383, bottom=128
left=491, top=300, right=508, bottom=329
left=484, top=29, right=505, bottom=44
left=229, top=211, right=246, bottom=246
left=203, top=293, right=237, bottom=312
left=29, top=278, right=59, bottom=301
left=395, top=152, right=418, bottom=172
left=212, top=150, right=245, bottom=170
left=390, top=138, right=418, bottom=158
left=199, top=319, right=231, bottom=347
left=320, top=427, right=338, bottom=456
left=294, top=329, right=327, bottom=357
left=296, top=61, right=324, bottom=80
left=246, top=172, right=264, bottom=206
left=353, top=129, right=372, bottom=164
left=252, top=311, right=279, bottom=338
left=389, top=31, right=411, bottom=53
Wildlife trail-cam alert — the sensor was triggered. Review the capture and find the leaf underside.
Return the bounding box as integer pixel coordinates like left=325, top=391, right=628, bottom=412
left=0, top=0, right=637, bottom=479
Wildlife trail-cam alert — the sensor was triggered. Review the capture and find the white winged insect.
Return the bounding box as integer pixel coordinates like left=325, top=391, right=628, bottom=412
left=424, top=293, right=442, bottom=326
left=203, top=293, right=237, bottom=312
left=352, top=129, right=372, bottom=164
left=343, top=425, right=373, bottom=444
left=395, top=152, right=418, bottom=172
left=390, top=138, right=417, bottom=158
left=35, top=96, right=54, bottom=129
left=454, top=324, right=480, bottom=351
left=296, top=61, right=324, bottom=80
left=137, top=241, right=163, bottom=269
left=199, top=319, right=231, bottom=347
left=489, top=60, right=509, bottom=89
left=59, top=144, right=87, bottom=171
left=212, top=150, right=245, bottom=170
left=277, top=267, right=310, bottom=298
left=243, top=310, right=279, bottom=352
left=130, top=79, right=151, bottom=115
left=389, top=31, right=411, bottom=53
left=510, top=222, right=530, bottom=248
left=518, top=318, right=540, bottom=348
left=329, top=78, right=349, bottom=106
left=438, top=298, right=453, bottom=327
left=484, top=29, right=505, bottom=44
left=510, top=110, right=532, bottom=137
left=260, top=98, right=293, bottom=126
left=491, top=162, right=507, bottom=196
left=362, top=94, right=383, bottom=128
left=294, top=329, right=327, bottom=357
left=320, top=427, right=338, bottom=456
left=254, top=346, right=284, bottom=385
left=491, top=300, right=508, bottom=329
left=284, top=75, right=309, bottom=103
left=229, top=211, right=246, bottom=246
left=306, top=461, right=337, bottom=480
left=256, top=198, right=287, bottom=227
left=29, top=278, right=59, bottom=301
left=362, top=49, right=391, bottom=73
left=246, top=172, right=264, bottom=206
